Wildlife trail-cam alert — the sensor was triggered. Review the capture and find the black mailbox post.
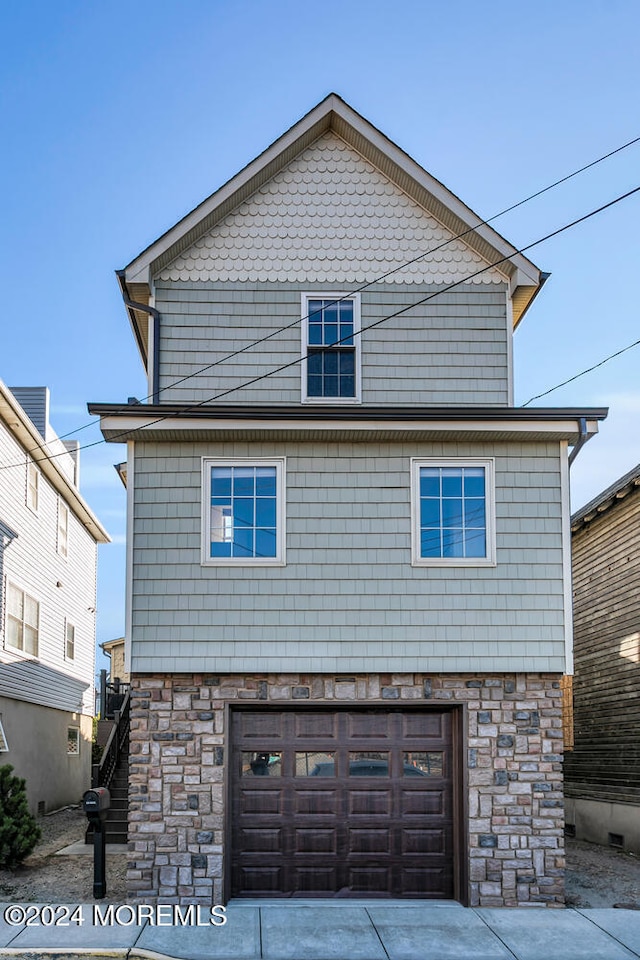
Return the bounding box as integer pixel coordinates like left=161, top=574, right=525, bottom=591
left=82, top=787, right=111, bottom=898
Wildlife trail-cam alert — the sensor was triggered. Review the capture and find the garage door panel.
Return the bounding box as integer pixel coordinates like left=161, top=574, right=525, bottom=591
left=401, top=866, right=451, bottom=898
left=295, top=866, right=340, bottom=893
left=402, top=711, right=449, bottom=740
left=400, top=788, right=447, bottom=817
left=294, top=789, right=339, bottom=815
left=348, top=789, right=391, bottom=816
left=240, top=789, right=283, bottom=815
left=349, top=827, right=391, bottom=854
left=294, top=712, right=338, bottom=739
left=347, top=712, right=391, bottom=739
left=294, top=828, right=337, bottom=854
left=348, top=866, right=390, bottom=893
left=239, top=827, right=283, bottom=853
left=401, top=828, right=447, bottom=855
left=237, top=712, right=284, bottom=739
left=236, top=865, right=284, bottom=894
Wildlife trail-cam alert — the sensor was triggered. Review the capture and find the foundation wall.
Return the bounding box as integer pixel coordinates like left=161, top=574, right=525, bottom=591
left=127, top=672, right=564, bottom=906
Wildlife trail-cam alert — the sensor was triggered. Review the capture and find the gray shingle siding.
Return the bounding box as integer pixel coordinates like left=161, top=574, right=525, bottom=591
left=129, top=438, right=564, bottom=673
left=154, top=281, right=509, bottom=407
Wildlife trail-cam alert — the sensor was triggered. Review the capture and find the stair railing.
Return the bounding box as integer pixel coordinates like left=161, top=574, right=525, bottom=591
left=92, top=687, right=130, bottom=789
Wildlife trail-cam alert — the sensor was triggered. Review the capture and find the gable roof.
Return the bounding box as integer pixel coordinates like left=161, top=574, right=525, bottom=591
left=571, top=462, right=640, bottom=532
left=0, top=380, right=110, bottom=544
left=119, top=93, right=543, bottom=365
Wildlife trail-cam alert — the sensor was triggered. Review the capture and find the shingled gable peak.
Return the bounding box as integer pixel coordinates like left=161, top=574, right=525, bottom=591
left=118, top=94, right=542, bottom=365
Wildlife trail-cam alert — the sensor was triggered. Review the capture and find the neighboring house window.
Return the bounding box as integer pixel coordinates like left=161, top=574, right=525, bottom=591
left=67, top=727, right=80, bottom=755
left=0, top=718, right=8, bottom=752
left=26, top=461, right=39, bottom=512
left=302, top=294, right=361, bottom=402
left=65, top=621, right=75, bottom=661
left=58, top=500, right=69, bottom=557
left=6, top=582, right=39, bottom=656
left=411, top=459, right=496, bottom=566
left=202, top=458, right=285, bottom=565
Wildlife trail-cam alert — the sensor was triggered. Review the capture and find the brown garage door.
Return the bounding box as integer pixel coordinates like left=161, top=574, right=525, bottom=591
left=230, top=708, right=456, bottom=898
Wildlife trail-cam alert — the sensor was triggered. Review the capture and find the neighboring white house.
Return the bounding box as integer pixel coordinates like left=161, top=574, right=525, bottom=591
left=90, top=94, right=606, bottom=906
left=0, top=382, right=109, bottom=814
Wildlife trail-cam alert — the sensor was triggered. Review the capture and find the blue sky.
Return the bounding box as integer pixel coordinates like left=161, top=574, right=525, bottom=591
left=1, top=0, right=639, bottom=652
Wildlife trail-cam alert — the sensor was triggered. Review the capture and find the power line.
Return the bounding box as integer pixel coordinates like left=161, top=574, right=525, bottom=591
left=521, top=336, right=640, bottom=406
left=18, top=129, right=640, bottom=456
left=6, top=181, right=636, bottom=473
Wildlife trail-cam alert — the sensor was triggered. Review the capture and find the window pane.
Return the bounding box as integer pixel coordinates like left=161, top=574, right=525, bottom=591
left=442, top=498, right=463, bottom=526
left=465, top=529, right=486, bottom=557
left=349, top=752, right=389, bottom=776
left=420, top=469, right=440, bottom=498
left=308, top=323, right=323, bottom=345
left=241, top=752, right=281, bottom=776
left=466, top=501, right=486, bottom=527
left=340, top=351, right=355, bottom=375
left=441, top=469, right=462, bottom=497
left=255, top=468, right=276, bottom=497
left=24, top=625, right=38, bottom=656
left=233, top=471, right=254, bottom=497
left=210, top=541, right=232, bottom=558
left=421, top=530, right=441, bottom=557
left=211, top=468, right=231, bottom=497
left=421, top=498, right=440, bottom=527
left=233, top=528, right=254, bottom=556
left=442, top=529, right=464, bottom=558
left=403, top=752, right=443, bottom=776
left=464, top=468, right=485, bottom=497
left=339, top=323, right=353, bottom=346
left=339, top=301, right=353, bottom=322
left=7, top=617, right=22, bottom=650
left=296, top=752, right=336, bottom=776
left=66, top=623, right=75, bottom=660
left=323, top=351, right=338, bottom=375
left=7, top=585, right=22, bottom=618
left=256, top=529, right=277, bottom=558
left=339, top=376, right=355, bottom=396
left=234, top=498, right=254, bottom=527
left=307, top=375, right=322, bottom=396
left=307, top=352, right=322, bottom=375
left=324, top=375, right=339, bottom=396
left=256, top=498, right=276, bottom=527
left=324, top=303, right=338, bottom=325
left=24, top=596, right=39, bottom=628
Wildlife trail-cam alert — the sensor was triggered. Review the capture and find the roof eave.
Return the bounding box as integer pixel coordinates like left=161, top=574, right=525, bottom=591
left=0, top=382, right=110, bottom=544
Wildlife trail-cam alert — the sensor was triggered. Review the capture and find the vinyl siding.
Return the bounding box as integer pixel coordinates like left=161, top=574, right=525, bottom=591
left=564, top=486, right=640, bottom=804
left=0, top=418, right=97, bottom=716
left=154, top=282, right=510, bottom=406
left=129, top=438, right=566, bottom=673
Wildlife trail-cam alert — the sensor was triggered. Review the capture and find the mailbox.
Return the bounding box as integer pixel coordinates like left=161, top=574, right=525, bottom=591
left=83, top=787, right=111, bottom=821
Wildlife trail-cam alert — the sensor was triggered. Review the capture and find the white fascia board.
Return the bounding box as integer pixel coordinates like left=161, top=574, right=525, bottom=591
left=560, top=439, right=574, bottom=675
left=0, top=381, right=110, bottom=544
left=97, top=414, right=601, bottom=442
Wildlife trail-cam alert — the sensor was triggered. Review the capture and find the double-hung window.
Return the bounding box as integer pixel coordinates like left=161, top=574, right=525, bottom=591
left=202, top=458, right=285, bottom=565
left=58, top=500, right=69, bottom=558
left=65, top=621, right=75, bottom=661
left=411, top=459, right=496, bottom=566
left=302, top=294, right=361, bottom=402
left=26, top=461, right=39, bottom=512
left=6, top=582, right=40, bottom=656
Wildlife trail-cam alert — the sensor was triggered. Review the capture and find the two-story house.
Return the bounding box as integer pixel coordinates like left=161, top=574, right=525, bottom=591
left=0, top=382, right=109, bottom=813
left=90, top=95, right=606, bottom=907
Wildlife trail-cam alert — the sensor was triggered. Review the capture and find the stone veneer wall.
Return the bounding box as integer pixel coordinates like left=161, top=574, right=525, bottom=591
left=128, top=672, right=564, bottom=907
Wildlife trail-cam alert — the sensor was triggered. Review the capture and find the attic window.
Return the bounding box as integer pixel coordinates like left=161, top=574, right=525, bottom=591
left=302, top=294, right=361, bottom=403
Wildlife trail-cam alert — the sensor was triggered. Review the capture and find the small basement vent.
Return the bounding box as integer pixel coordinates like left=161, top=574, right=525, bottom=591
left=37, top=801, right=46, bottom=817
left=609, top=833, right=624, bottom=849
left=565, top=823, right=576, bottom=838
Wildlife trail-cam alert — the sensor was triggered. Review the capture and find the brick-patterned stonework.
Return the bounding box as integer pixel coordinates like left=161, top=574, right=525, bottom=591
left=128, top=672, right=564, bottom=906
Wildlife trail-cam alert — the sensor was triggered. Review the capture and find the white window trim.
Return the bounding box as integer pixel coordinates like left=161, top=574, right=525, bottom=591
left=410, top=458, right=497, bottom=567
left=301, top=292, right=362, bottom=404
left=65, top=619, right=75, bottom=662
left=201, top=457, right=286, bottom=567
left=26, top=461, right=39, bottom=514
left=57, top=499, right=69, bottom=559
left=67, top=726, right=80, bottom=756
left=4, top=579, right=40, bottom=659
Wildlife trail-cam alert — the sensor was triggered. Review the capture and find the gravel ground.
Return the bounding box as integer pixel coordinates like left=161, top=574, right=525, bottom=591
left=1, top=807, right=639, bottom=907
left=0, top=806, right=127, bottom=904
